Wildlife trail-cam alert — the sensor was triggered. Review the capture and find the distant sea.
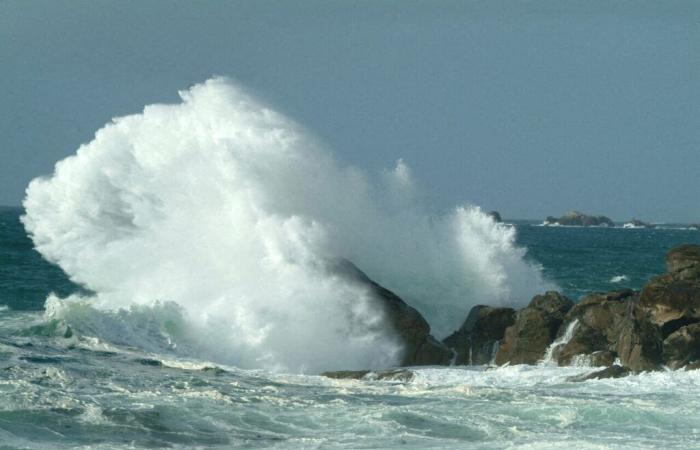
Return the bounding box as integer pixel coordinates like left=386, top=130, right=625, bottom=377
left=2, top=205, right=700, bottom=449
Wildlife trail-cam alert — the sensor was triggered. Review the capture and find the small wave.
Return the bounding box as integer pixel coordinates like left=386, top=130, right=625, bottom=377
left=0, top=305, right=10, bottom=312
left=610, top=275, right=629, bottom=283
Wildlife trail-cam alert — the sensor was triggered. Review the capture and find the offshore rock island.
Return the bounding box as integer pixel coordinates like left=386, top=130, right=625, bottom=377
left=324, top=244, right=700, bottom=380
left=544, top=211, right=615, bottom=227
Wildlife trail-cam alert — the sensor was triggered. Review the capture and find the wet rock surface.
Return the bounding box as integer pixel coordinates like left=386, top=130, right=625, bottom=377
left=443, top=305, right=515, bottom=365
left=328, top=245, right=700, bottom=380
left=494, top=292, right=573, bottom=365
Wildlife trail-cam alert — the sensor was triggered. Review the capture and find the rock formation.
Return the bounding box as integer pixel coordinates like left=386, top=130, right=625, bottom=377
left=494, top=292, right=573, bottom=365
left=327, top=244, right=700, bottom=381
left=544, top=211, right=614, bottom=227
left=442, top=305, right=515, bottom=365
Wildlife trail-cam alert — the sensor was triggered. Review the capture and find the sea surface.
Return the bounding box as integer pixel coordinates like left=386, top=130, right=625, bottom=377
left=2, top=205, right=700, bottom=449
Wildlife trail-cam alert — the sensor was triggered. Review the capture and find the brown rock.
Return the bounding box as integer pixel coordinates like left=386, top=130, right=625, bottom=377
left=666, top=244, right=700, bottom=273
left=616, top=305, right=663, bottom=372
left=443, top=305, right=515, bottom=365
left=662, top=323, right=700, bottom=369
left=639, top=246, right=700, bottom=338
left=555, top=290, right=635, bottom=366
left=495, top=291, right=573, bottom=365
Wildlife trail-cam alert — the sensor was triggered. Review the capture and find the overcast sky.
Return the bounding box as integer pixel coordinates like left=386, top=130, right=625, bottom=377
left=1, top=1, right=698, bottom=221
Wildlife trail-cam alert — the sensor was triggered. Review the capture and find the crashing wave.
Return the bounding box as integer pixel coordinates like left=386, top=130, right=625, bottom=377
left=23, top=77, right=554, bottom=372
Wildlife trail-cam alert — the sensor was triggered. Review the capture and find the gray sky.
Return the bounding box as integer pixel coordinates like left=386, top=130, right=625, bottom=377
left=1, top=0, right=698, bottom=222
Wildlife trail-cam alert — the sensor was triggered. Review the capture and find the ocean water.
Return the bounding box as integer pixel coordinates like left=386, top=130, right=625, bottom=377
left=3, top=205, right=700, bottom=449
left=3, top=79, right=700, bottom=448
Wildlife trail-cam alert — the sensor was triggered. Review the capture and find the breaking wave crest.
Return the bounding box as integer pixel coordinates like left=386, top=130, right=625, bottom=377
left=23, top=77, right=554, bottom=372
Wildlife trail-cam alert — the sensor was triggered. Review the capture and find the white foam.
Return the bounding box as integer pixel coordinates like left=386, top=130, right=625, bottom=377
left=610, top=275, right=629, bottom=283
left=24, top=78, right=553, bottom=373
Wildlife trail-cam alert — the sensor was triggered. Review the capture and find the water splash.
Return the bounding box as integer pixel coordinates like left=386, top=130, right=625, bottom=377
left=23, top=77, right=554, bottom=372
left=540, top=319, right=579, bottom=366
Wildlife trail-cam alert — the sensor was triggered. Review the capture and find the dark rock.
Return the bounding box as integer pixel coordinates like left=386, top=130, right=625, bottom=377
left=487, top=211, right=502, bottom=223
left=555, top=290, right=635, bottom=366
left=321, top=368, right=414, bottom=382
left=615, top=305, right=663, bottom=372
left=321, top=370, right=370, bottom=380
left=544, top=211, right=614, bottom=227
left=366, top=368, right=415, bottom=382
left=443, top=305, right=515, bottom=365
left=662, top=323, right=700, bottom=369
left=685, top=360, right=700, bottom=370
left=136, top=358, right=163, bottom=367
left=495, top=291, right=573, bottom=365
left=587, top=350, right=616, bottom=367
left=639, top=245, right=700, bottom=334
left=329, top=259, right=453, bottom=366
left=570, top=365, right=631, bottom=381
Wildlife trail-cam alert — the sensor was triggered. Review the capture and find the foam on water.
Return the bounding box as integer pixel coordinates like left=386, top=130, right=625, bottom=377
left=23, top=77, right=553, bottom=373
left=610, top=275, right=629, bottom=283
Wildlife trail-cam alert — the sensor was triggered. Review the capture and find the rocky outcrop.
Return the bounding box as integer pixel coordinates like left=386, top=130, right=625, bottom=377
left=494, top=292, right=573, bottom=365
left=551, top=289, right=662, bottom=371
left=331, top=259, right=452, bottom=366
left=325, top=245, right=700, bottom=379
left=639, top=244, right=700, bottom=336
left=544, top=211, right=614, bottom=227
left=487, top=245, right=700, bottom=376
left=443, top=305, right=515, bottom=365
left=662, top=323, right=700, bottom=369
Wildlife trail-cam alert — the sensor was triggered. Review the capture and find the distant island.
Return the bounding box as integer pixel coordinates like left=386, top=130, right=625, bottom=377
left=544, top=211, right=614, bottom=227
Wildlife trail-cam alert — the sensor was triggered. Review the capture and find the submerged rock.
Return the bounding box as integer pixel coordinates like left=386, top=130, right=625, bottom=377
left=330, top=259, right=452, bottom=366
left=443, top=305, right=515, bottom=365
left=570, top=365, right=631, bottom=381
left=321, top=368, right=414, bottom=382
left=495, top=291, right=573, bottom=365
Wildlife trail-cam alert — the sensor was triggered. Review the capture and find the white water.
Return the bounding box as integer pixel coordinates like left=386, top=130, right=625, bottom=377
left=610, top=275, right=629, bottom=283
left=540, top=319, right=579, bottom=366
left=23, top=78, right=553, bottom=373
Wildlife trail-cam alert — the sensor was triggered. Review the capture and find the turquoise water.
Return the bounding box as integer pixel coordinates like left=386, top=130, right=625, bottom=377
left=2, top=206, right=700, bottom=449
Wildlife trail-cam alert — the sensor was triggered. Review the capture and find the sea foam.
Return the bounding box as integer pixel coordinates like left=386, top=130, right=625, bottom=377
left=23, top=78, right=554, bottom=372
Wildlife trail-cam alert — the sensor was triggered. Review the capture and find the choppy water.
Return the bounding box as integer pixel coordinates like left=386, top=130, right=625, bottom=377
left=3, top=206, right=700, bottom=448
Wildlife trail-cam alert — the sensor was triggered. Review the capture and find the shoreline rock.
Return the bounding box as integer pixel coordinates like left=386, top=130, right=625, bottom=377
left=327, top=244, right=700, bottom=381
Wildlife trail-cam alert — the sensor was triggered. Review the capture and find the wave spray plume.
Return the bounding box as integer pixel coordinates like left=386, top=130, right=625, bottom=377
left=23, top=78, right=554, bottom=372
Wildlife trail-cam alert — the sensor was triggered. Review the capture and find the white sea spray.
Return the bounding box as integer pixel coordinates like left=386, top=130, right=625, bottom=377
left=23, top=78, right=554, bottom=372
